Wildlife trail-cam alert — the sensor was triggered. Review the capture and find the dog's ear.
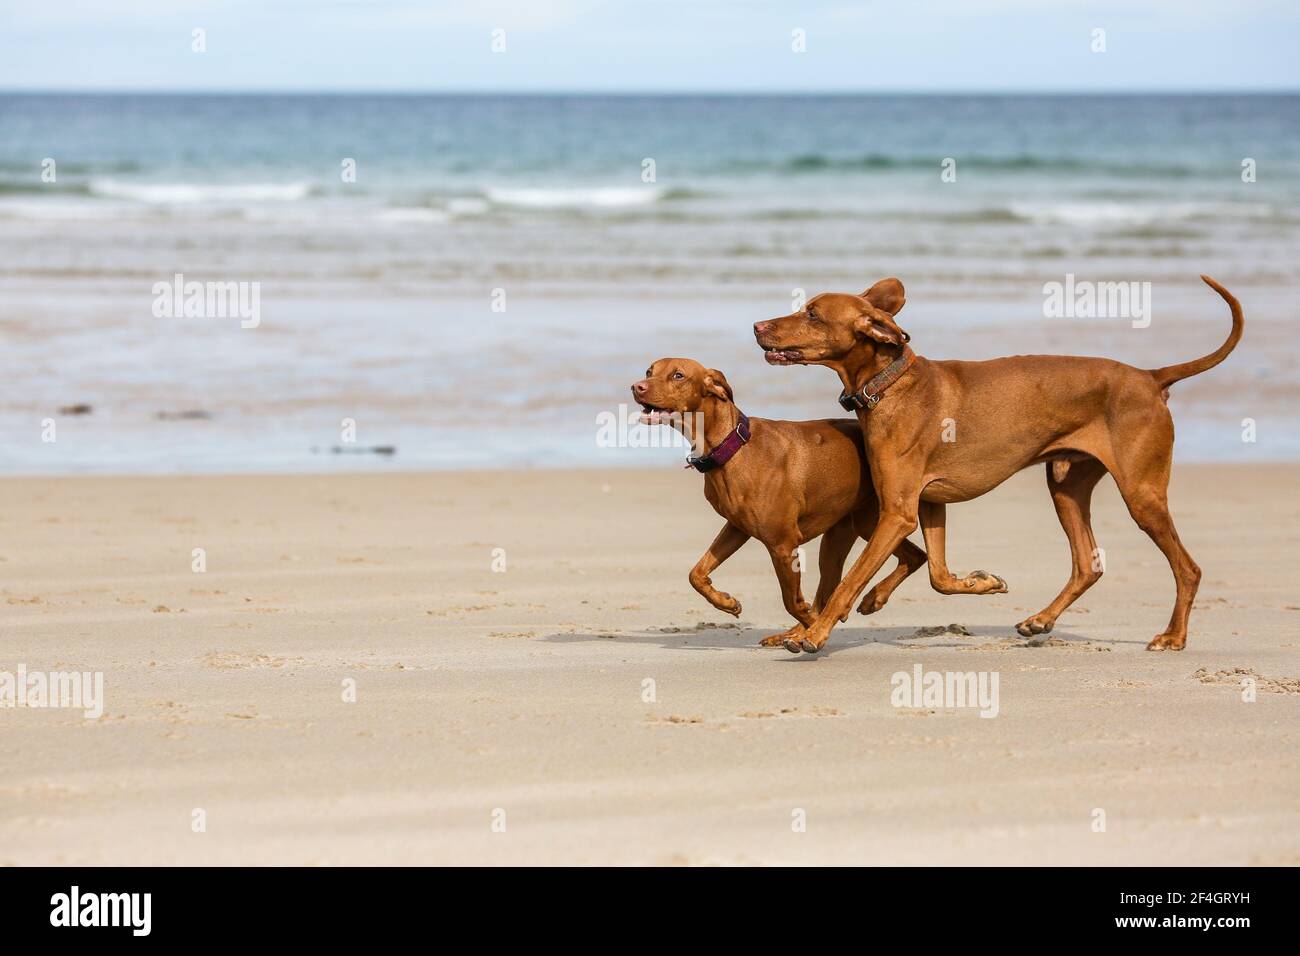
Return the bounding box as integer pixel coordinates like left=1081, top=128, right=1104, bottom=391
left=854, top=305, right=910, bottom=346
left=703, top=369, right=733, bottom=402
left=862, top=277, right=906, bottom=316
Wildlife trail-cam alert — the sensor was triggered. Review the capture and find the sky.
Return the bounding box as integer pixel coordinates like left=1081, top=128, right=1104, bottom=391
left=1, top=0, right=1297, bottom=92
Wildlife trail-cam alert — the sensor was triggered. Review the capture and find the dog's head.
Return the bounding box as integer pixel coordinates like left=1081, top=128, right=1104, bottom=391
left=753, top=278, right=909, bottom=368
left=631, top=358, right=733, bottom=424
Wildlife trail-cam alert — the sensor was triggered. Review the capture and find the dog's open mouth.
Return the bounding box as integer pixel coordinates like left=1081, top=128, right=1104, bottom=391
left=639, top=402, right=679, bottom=425
left=762, top=347, right=803, bottom=366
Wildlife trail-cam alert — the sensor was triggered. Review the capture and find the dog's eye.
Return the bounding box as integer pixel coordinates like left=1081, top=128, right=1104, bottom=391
left=807, top=308, right=819, bottom=322
left=672, top=371, right=684, bottom=380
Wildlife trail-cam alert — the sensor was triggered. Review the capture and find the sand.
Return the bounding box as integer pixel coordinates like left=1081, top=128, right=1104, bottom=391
left=2, top=464, right=1298, bottom=866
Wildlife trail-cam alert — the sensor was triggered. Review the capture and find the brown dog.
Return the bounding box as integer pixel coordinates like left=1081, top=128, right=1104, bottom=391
left=754, top=275, right=1242, bottom=654
left=631, top=358, right=1008, bottom=646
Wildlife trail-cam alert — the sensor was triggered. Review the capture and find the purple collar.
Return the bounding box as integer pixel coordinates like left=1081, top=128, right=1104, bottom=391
left=687, top=413, right=751, bottom=473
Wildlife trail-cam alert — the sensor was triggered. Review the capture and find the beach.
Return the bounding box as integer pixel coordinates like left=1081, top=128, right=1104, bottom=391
left=3, top=464, right=1297, bottom=866
left=1, top=91, right=1297, bottom=868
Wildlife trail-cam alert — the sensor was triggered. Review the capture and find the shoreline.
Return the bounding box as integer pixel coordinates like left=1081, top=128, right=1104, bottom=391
left=6, top=284, right=1297, bottom=474
left=4, top=458, right=1300, bottom=481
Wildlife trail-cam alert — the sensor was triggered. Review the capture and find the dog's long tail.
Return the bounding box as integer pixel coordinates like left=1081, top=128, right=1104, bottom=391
left=1148, top=275, right=1244, bottom=390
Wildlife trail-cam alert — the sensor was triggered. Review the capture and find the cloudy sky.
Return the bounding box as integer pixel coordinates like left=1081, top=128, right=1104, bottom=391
left=1, top=0, right=1297, bottom=92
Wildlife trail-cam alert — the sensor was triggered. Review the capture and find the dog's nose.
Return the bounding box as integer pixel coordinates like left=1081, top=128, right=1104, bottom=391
left=753, top=320, right=772, bottom=338
left=632, top=380, right=648, bottom=395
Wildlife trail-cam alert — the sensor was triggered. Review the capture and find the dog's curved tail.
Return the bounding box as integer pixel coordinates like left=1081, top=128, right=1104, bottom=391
left=1149, top=275, right=1244, bottom=390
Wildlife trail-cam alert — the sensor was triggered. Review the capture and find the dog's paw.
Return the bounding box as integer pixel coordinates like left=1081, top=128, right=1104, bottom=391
left=1146, top=632, right=1186, bottom=651
left=761, top=624, right=804, bottom=647
left=857, top=587, right=888, bottom=616
left=785, top=628, right=829, bottom=654
left=1015, top=615, right=1053, bottom=637
left=775, top=625, right=829, bottom=653
left=711, top=594, right=742, bottom=617
left=965, top=570, right=1009, bottom=594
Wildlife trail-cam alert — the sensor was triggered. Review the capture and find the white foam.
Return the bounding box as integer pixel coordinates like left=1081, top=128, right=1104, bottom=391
left=88, top=179, right=312, bottom=204
left=446, top=197, right=490, bottom=216
left=1009, top=200, right=1279, bottom=226
left=485, top=186, right=662, bottom=209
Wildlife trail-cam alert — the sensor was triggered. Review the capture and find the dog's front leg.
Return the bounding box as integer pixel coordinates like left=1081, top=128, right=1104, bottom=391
left=688, top=522, right=750, bottom=616
left=918, top=501, right=1008, bottom=595
left=788, top=510, right=918, bottom=654
left=758, top=539, right=815, bottom=647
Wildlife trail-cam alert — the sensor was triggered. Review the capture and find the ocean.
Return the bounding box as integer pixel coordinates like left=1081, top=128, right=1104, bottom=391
left=2, top=93, right=1297, bottom=472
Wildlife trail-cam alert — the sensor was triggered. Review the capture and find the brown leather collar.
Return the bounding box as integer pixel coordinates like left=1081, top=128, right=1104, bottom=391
left=839, top=347, right=915, bottom=412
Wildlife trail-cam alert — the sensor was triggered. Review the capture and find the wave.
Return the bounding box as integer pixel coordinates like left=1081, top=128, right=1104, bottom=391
left=769, top=154, right=1201, bottom=177
left=1, top=172, right=1292, bottom=232
left=483, top=186, right=680, bottom=209
left=87, top=179, right=314, bottom=203
left=0, top=178, right=297, bottom=203
left=1006, top=200, right=1291, bottom=226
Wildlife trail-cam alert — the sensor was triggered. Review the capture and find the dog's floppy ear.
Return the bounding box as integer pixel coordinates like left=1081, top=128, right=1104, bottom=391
left=854, top=305, right=910, bottom=346
left=703, top=369, right=733, bottom=402
left=862, top=277, right=906, bottom=316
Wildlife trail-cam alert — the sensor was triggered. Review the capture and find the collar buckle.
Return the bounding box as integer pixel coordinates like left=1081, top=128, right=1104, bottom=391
left=687, top=412, right=750, bottom=473
left=839, top=347, right=915, bottom=414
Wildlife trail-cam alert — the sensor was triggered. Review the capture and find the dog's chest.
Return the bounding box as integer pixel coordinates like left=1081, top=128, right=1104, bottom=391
left=702, top=472, right=765, bottom=532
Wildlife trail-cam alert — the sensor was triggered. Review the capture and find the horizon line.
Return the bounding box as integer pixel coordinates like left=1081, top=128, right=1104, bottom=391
left=3, top=87, right=1298, bottom=97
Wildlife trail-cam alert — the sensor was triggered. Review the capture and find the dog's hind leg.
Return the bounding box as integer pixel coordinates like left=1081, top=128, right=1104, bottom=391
left=759, top=536, right=817, bottom=646
left=813, top=517, right=857, bottom=614
left=1109, top=437, right=1201, bottom=651
left=918, top=501, right=1008, bottom=596
left=1016, top=457, right=1108, bottom=637
left=689, top=522, right=750, bottom=617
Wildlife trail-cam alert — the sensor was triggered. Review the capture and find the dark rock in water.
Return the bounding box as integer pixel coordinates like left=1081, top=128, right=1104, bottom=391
left=58, top=404, right=93, bottom=415
left=324, top=445, right=397, bottom=456
left=156, top=410, right=213, bottom=420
